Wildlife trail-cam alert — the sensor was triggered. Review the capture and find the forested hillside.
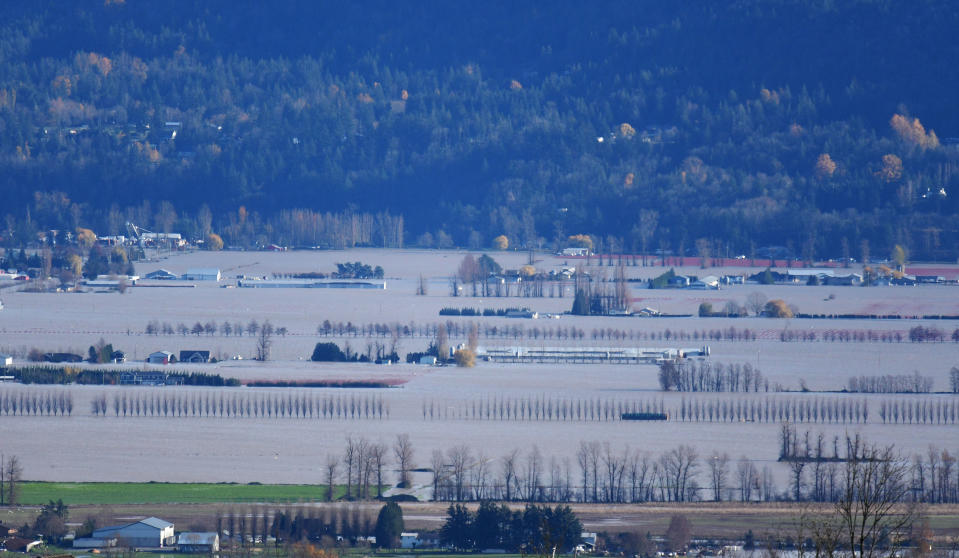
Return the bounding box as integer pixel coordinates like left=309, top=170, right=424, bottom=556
left=2, top=0, right=958, bottom=259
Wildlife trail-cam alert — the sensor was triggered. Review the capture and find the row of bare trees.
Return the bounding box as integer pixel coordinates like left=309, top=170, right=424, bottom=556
left=88, top=390, right=388, bottom=419
left=423, top=394, right=959, bottom=425
left=421, top=397, right=665, bottom=422
left=780, top=426, right=959, bottom=504
left=145, top=319, right=288, bottom=337
left=0, top=389, right=73, bottom=415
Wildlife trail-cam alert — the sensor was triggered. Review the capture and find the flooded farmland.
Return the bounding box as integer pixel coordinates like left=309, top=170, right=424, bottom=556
left=1, top=248, right=957, bottom=487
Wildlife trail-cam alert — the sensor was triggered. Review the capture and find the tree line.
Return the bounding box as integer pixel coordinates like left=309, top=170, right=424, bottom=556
left=423, top=393, right=959, bottom=426
left=0, top=389, right=73, bottom=415
left=87, top=390, right=389, bottom=420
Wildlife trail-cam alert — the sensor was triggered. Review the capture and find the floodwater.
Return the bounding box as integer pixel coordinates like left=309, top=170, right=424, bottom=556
left=0, top=248, right=956, bottom=485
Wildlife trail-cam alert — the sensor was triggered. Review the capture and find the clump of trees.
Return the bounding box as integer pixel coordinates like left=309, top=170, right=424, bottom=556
left=311, top=341, right=398, bottom=363
left=847, top=372, right=933, bottom=393
left=659, top=361, right=767, bottom=392
left=440, top=502, right=582, bottom=553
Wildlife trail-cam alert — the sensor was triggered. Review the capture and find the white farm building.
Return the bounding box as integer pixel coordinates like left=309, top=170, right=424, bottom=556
left=183, top=268, right=221, bottom=281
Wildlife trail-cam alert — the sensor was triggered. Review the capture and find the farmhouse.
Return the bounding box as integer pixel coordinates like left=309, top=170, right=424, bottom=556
left=177, top=532, right=219, bottom=553
left=148, top=350, right=176, bottom=364
left=184, top=268, right=221, bottom=281
left=0, top=353, right=12, bottom=366
left=92, top=517, right=174, bottom=548
left=400, top=533, right=420, bottom=549
left=179, top=350, right=211, bottom=363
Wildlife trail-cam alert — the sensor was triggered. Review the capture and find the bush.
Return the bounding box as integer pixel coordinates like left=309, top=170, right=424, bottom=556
left=311, top=342, right=347, bottom=362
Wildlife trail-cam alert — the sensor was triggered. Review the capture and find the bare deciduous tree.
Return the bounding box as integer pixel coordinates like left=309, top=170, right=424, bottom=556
left=393, top=433, right=415, bottom=488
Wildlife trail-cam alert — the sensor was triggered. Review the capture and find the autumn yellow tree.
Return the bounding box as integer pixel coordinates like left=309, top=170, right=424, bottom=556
left=453, top=348, right=476, bottom=368
left=877, top=154, right=903, bottom=183
left=890, top=114, right=939, bottom=150
left=205, top=233, right=224, bottom=251
left=815, top=153, right=837, bottom=179
left=619, top=122, right=636, bottom=138
left=892, top=244, right=907, bottom=270
left=493, top=235, right=509, bottom=250
left=567, top=234, right=593, bottom=251
left=519, top=264, right=536, bottom=278
left=763, top=299, right=794, bottom=318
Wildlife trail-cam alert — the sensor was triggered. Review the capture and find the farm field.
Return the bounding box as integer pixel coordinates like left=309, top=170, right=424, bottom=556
left=1, top=248, right=957, bottom=489
left=17, top=481, right=335, bottom=505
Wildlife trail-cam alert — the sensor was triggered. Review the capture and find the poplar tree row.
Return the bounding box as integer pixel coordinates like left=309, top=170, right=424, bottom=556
left=89, top=390, right=389, bottom=419
left=0, top=389, right=73, bottom=416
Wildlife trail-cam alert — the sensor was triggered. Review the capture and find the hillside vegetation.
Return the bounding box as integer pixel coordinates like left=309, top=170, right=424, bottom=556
left=1, top=1, right=958, bottom=259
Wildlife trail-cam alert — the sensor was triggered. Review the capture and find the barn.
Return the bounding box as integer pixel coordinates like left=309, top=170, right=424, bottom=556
left=92, top=517, right=174, bottom=548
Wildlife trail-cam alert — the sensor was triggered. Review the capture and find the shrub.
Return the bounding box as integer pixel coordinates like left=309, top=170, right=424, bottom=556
left=311, top=342, right=347, bottom=362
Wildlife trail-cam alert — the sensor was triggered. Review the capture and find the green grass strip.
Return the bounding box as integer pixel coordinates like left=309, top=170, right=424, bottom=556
left=19, top=482, right=335, bottom=505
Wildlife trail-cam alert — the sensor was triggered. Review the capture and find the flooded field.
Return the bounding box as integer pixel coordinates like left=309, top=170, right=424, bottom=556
left=0, top=248, right=957, bottom=486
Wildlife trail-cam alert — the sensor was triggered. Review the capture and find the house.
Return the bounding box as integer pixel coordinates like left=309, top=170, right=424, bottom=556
left=145, top=269, right=178, bottom=280
left=0, top=523, right=17, bottom=535
left=0, top=353, right=12, bottom=366
left=669, top=275, right=690, bottom=288
left=177, top=532, right=219, bottom=553
left=580, top=532, right=598, bottom=552
left=184, top=268, right=221, bottom=281
left=915, top=275, right=945, bottom=284
left=179, top=350, right=211, bottom=363
left=93, top=517, right=174, bottom=548
left=400, top=533, right=420, bottom=549
left=148, top=351, right=176, bottom=365
left=689, top=275, right=720, bottom=290
left=824, top=273, right=863, bottom=286
left=1, top=536, right=43, bottom=553
left=418, top=356, right=437, bottom=365
left=560, top=247, right=590, bottom=257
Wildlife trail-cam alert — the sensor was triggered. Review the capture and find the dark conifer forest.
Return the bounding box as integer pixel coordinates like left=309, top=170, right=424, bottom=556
left=2, top=1, right=958, bottom=258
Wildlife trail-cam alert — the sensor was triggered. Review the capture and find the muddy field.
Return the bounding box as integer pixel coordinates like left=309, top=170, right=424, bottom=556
left=0, top=248, right=957, bottom=486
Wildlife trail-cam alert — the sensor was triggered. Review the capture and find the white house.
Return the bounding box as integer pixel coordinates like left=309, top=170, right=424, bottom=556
left=0, top=353, right=12, bottom=366
left=92, top=517, right=174, bottom=548
left=184, top=268, right=221, bottom=281
left=400, top=533, right=419, bottom=549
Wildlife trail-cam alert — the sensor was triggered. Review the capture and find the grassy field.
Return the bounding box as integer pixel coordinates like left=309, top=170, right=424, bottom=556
left=18, top=482, right=339, bottom=505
